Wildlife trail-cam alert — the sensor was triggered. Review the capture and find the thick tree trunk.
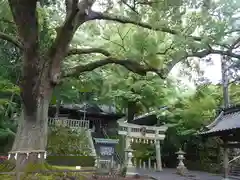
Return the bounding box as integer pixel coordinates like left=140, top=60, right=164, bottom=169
left=7, top=0, right=79, bottom=171
left=8, top=84, right=52, bottom=170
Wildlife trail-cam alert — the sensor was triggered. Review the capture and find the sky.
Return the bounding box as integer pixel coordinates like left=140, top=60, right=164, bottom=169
left=200, top=55, right=222, bottom=84
left=170, top=55, right=222, bottom=90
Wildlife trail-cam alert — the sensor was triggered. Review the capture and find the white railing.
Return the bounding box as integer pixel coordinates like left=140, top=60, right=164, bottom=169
left=229, top=155, right=240, bottom=164
left=48, top=118, right=89, bottom=129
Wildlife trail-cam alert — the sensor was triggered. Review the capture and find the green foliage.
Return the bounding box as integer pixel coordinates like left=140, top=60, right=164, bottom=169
left=159, top=84, right=240, bottom=170
left=47, top=126, right=91, bottom=156
left=0, top=162, right=88, bottom=180
left=0, top=160, right=15, bottom=172
left=0, top=78, right=19, bottom=151
left=46, top=156, right=95, bottom=167
left=132, top=142, right=155, bottom=160
left=120, top=166, right=127, bottom=177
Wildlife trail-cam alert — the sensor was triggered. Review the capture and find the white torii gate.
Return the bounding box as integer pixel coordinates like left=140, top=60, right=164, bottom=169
left=118, top=121, right=168, bottom=171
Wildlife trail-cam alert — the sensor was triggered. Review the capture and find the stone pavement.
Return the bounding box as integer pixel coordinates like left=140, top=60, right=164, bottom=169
left=136, top=168, right=224, bottom=180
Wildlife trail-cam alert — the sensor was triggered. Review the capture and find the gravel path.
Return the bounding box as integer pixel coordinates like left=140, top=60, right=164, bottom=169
left=136, top=168, right=224, bottom=180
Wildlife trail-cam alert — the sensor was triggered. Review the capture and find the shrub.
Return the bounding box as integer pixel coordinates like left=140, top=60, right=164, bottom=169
left=46, top=155, right=95, bottom=167
left=120, top=167, right=127, bottom=177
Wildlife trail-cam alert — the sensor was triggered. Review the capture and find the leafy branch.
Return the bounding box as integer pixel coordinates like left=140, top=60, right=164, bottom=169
left=65, top=45, right=240, bottom=80
left=67, top=47, right=111, bottom=56
left=0, top=32, right=22, bottom=49
left=65, top=56, right=166, bottom=78
left=90, top=13, right=201, bottom=41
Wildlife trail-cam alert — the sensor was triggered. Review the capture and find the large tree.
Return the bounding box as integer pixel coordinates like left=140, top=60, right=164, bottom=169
left=0, top=0, right=240, bottom=167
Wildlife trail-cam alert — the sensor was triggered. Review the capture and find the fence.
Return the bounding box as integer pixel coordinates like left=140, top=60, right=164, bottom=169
left=48, top=118, right=90, bottom=129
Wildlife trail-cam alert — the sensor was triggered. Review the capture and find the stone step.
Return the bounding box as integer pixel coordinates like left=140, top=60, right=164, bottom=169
left=230, top=172, right=240, bottom=176
left=232, top=168, right=240, bottom=171
left=229, top=175, right=240, bottom=180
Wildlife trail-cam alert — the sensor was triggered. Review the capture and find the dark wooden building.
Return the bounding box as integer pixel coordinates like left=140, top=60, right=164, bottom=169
left=200, top=105, right=240, bottom=179
left=48, top=103, right=124, bottom=136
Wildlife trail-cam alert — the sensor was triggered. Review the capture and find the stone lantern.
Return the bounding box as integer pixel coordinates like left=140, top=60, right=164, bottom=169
left=124, top=146, right=137, bottom=177
left=176, top=148, right=187, bottom=175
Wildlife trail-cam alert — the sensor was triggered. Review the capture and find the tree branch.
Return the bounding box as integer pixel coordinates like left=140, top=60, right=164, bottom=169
left=211, top=49, right=240, bottom=59
left=0, top=18, right=15, bottom=25
left=65, top=45, right=240, bottom=81
left=8, top=0, right=39, bottom=55
left=157, top=43, right=175, bottom=55
left=48, top=0, right=98, bottom=84
left=121, top=0, right=139, bottom=14
left=0, top=32, right=23, bottom=49
left=65, top=57, right=165, bottom=78
left=135, top=0, right=162, bottom=6
left=229, top=37, right=240, bottom=50
left=48, top=0, right=81, bottom=84
left=88, top=11, right=202, bottom=41
left=101, top=35, right=126, bottom=51
left=48, top=0, right=79, bottom=59
left=67, top=48, right=111, bottom=57
left=166, top=47, right=240, bottom=75
left=65, top=0, right=79, bottom=19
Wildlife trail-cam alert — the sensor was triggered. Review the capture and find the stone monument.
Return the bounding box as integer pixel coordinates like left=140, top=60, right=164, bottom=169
left=125, top=146, right=137, bottom=177
left=176, top=148, right=187, bottom=175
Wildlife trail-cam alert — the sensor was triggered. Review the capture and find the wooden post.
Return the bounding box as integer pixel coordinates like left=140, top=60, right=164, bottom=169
left=223, top=141, right=229, bottom=180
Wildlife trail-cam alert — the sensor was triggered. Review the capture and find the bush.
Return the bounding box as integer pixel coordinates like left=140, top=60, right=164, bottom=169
left=47, top=126, right=91, bottom=156
left=0, top=160, right=15, bottom=172
left=120, top=167, right=127, bottom=177
left=46, top=155, right=95, bottom=167
left=0, top=172, right=88, bottom=180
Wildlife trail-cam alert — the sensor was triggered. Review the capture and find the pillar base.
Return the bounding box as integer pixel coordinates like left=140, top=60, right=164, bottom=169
left=176, top=165, right=187, bottom=176
left=126, top=166, right=137, bottom=177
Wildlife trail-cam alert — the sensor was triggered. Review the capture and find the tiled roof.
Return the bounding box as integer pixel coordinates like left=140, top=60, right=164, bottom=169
left=200, top=105, right=240, bottom=135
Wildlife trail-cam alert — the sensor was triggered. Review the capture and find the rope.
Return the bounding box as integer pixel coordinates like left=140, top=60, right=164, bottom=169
left=9, top=150, right=46, bottom=154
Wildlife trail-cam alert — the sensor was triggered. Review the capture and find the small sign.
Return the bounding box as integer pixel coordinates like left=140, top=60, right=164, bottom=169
left=100, top=146, right=114, bottom=156
left=76, top=166, right=81, bottom=170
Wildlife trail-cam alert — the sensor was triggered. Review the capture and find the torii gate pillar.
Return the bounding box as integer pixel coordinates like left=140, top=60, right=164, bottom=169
left=155, top=139, right=162, bottom=171
left=124, top=127, right=131, bottom=165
